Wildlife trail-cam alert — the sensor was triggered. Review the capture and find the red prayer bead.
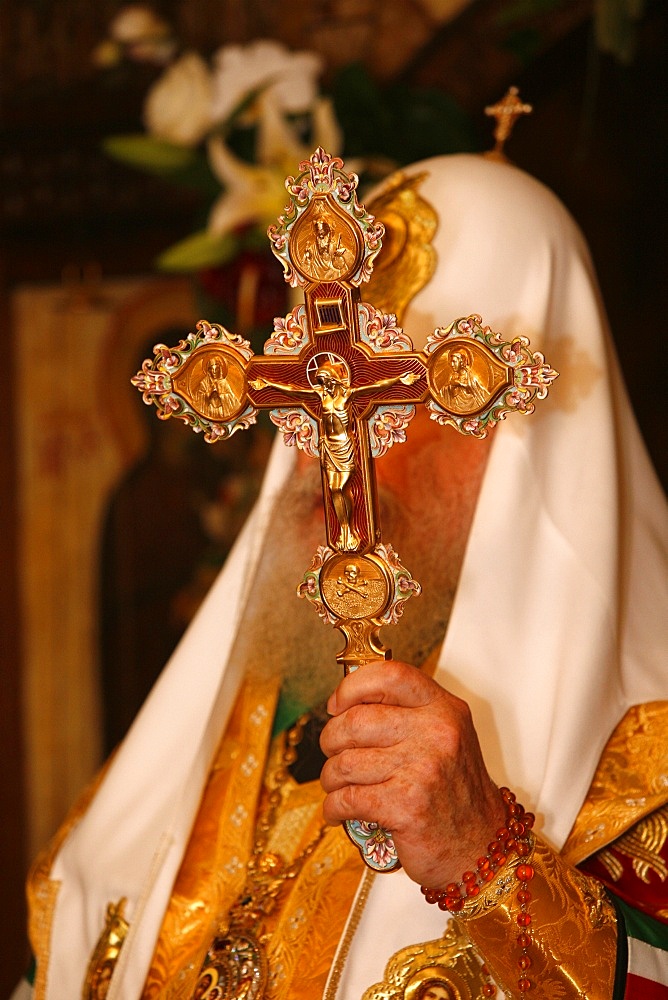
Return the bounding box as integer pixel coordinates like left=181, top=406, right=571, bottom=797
left=420, top=785, right=535, bottom=989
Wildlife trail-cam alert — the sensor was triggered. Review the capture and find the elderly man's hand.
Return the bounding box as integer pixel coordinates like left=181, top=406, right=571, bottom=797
left=319, top=660, right=505, bottom=889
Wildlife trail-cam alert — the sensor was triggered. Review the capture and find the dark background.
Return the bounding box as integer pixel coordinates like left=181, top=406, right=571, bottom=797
left=1, top=0, right=665, bottom=991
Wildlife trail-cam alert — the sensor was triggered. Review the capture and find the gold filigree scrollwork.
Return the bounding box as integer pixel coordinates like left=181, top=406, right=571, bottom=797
left=562, top=702, right=668, bottom=864
left=597, top=804, right=668, bottom=885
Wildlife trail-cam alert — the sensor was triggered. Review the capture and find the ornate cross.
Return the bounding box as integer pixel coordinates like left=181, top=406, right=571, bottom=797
left=133, top=148, right=557, bottom=871
left=485, top=86, right=533, bottom=159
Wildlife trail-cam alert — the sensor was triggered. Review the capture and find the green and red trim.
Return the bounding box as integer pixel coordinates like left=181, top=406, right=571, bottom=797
left=613, top=896, right=668, bottom=999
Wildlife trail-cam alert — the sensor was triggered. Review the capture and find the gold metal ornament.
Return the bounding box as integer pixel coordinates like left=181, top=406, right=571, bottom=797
left=132, top=148, right=558, bottom=873
left=82, top=898, right=129, bottom=1000
left=361, top=922, right=494, bottom=1000
left=484, top=87, right=533, bottom=161
left=364, top=170, right=438, bottom=321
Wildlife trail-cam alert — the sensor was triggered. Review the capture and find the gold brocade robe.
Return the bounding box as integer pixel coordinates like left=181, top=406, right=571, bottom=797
left=138, top=677, right=668, bottom=1000
left=27, top=680, right=668, bottom=999
left=141, top=677, right=364, bottom=1000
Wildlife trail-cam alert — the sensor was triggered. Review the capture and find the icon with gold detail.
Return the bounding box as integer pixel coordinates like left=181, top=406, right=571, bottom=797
left=293, top=198, right=360, bottom=282
left=132, top=147, right=558, bottom=873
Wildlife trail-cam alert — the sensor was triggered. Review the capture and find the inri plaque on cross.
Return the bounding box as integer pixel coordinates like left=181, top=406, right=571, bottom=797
left=133, top=147, right=557, bottom=872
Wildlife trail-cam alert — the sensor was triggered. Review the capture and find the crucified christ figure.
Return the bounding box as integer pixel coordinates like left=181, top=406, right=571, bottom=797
left=250, top=358, right=419, bottom=550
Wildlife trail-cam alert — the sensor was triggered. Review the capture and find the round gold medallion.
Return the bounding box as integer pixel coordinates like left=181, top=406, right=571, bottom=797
left=291, top=198, right=361, bottom=284
left=320, top=553, right=391, bottom=620
left=427, top=339, right=509, bottom=417
left=173, top=347, right=247, bottom=422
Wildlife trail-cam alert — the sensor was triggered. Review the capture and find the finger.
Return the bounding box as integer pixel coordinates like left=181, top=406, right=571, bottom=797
left=320, top=702, right=407, bottom=757
left=321, top=783, right=394, bottom=828
left=320, top=747, right=396, bottom=792
left=327, top=659, right=437, bottom=716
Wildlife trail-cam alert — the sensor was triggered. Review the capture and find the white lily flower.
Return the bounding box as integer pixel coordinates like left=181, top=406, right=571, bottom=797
left=207, top=135, right=289, bottom=236
left=144, top=52, right=214, bottom=146
left=210, top=39, right=323, bottom=125
left=207, top=95, right=346, bottom=239
left=311, top=97, right=344, bottom=160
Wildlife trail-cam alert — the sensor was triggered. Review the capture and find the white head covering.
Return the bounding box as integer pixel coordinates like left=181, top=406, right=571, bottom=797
left=43, top=154, right=667, bottom=998
left=401, top=155, right=667, bottom=847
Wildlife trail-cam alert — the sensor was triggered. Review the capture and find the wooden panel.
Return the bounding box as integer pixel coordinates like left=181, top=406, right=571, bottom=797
left=0, top=265, right=29, bottom=1000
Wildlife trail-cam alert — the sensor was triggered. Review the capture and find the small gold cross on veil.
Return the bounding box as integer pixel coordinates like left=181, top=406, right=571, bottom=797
left=485, top=86, right=533, bottom=161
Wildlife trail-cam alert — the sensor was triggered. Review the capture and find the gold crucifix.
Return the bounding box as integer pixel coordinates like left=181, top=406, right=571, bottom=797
left=133, top=147, right=557, bottom=871
left=485, top=86, right=533, bottom=160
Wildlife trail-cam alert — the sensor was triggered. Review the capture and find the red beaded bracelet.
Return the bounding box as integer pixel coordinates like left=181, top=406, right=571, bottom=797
left=421, top=787, right=536, bottom=995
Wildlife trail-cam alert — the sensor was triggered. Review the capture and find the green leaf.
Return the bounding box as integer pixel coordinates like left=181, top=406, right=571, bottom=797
left=330, top=63, right=477, bottom=164
left=156, top=229, right=239, bottom=272
left=103, top=134, right=198, bottom=170
left=332, top=63, right=392, bottom=158
left=102, top=134, right=220, bottom=195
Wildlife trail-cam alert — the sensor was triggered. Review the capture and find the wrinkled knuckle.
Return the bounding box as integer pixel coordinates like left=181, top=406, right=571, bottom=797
left=338, top=784, right=358, bottom=817
left=386, top=659, right=417, bottom=688
left=337, top=749, right=359, bottom=780
left=450, top=692, right=473, bottom=725
left=435, top=696, right=472, bottom=746
left=420, top=755, right=444, bottom=788
left=345, top=704, right=368, bottom=742
left=381, top=660, right=403, bottom=685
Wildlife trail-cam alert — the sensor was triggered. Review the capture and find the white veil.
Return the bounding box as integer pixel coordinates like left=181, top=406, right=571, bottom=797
left=41, top=154, right=667, bottom=998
